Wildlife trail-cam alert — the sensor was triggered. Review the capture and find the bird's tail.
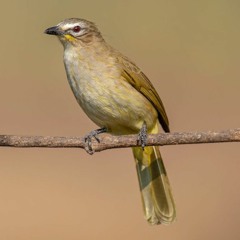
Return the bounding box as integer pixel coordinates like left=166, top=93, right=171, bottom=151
left=132, top=124, right=176, bottom=225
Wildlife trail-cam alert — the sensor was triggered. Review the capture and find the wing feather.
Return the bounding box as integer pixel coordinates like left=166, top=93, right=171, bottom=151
left=117, top=54, right=170, bottom=132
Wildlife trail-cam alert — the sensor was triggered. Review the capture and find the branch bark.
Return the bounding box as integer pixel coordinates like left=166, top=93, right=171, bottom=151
left=0, top=128, right=239, bottom=153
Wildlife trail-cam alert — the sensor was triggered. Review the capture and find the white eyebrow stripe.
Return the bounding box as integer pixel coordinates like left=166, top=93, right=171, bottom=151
left=59, top=22, right=86, bottom=31
left=62, top=23, right=77, bottom=29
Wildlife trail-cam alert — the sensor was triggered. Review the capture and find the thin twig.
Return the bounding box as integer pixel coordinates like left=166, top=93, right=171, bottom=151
left=0, top=129, right=239, bottom=153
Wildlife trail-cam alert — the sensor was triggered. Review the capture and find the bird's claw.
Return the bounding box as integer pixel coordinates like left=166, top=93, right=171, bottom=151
left=138, top=122, right=148, bottom=150
left=84, top=135, right=95, bottom=155
left=84, top=127, right=107, bottom=154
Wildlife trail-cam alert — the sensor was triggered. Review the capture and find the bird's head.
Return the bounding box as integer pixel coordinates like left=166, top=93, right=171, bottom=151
left=44, top=18, right=103, bottom=47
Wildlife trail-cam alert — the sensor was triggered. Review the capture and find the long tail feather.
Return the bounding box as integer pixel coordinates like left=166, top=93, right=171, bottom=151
left=132, top=142, right=176, bottom=224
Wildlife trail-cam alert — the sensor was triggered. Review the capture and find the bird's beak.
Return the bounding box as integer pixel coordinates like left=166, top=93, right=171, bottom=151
left=44, top=26, right=63, bottom=36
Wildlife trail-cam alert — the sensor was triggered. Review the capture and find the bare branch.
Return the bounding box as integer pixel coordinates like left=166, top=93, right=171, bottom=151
left=0, top=128, right=239, bottom=153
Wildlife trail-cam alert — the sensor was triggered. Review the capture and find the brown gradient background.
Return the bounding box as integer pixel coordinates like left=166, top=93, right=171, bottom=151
left=0, top=1, right=240, bottom=239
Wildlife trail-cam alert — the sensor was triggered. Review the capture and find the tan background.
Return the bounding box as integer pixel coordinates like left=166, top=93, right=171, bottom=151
left=0, top=0, right=240, bottom=239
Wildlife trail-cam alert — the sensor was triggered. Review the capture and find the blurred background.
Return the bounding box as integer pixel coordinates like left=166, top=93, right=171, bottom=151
left=0, top=0, right=240, bottom=239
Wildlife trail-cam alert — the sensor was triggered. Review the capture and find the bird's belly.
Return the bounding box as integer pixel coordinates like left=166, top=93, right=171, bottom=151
left=64, top=55, right=157, bottom=134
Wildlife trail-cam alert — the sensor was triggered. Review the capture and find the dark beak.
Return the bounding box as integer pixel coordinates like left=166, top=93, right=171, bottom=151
left=44, top=26, right=62, bottom=36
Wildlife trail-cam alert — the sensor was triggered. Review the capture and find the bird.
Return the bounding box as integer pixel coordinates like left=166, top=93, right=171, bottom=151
left=44, top=18, right=176, bottom=225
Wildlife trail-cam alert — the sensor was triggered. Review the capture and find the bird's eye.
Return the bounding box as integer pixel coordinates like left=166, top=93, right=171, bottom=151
left=73, top=26, right=81, bottom=33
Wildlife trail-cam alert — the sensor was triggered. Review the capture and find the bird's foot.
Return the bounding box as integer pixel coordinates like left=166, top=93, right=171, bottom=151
left=138, top=122, right=148, bottom=150
left=84, top=127, right=107, bottom=154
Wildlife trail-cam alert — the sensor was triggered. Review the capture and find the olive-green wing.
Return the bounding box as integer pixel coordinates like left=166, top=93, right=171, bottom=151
left=117, top=54, right=170, bottom=132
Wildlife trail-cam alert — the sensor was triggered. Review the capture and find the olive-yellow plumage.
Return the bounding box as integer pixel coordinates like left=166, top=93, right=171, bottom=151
left=45, top=18, right=176, bottom=225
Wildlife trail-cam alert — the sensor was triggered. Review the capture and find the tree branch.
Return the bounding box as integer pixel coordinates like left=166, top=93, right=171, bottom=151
left=0, top=128, right=239, bottom=153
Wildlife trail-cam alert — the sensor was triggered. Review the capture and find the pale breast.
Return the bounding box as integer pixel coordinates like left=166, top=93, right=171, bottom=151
left=63, top=47, right=157, bottom=134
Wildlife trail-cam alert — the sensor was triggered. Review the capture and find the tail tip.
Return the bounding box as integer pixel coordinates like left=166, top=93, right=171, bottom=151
left=146, top=211, right=176, bottom=225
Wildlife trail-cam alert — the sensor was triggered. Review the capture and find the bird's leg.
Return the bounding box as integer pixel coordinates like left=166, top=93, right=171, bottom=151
left=138, top=122, right=148, bottom=150
left=84, top=127, right=107, bottom=154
